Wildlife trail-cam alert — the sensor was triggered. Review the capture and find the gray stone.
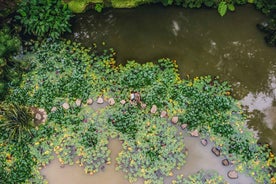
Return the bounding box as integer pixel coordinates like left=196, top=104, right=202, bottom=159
left=160, top=111, right=167, bottom=118
left=76, top=99, right=82, bottom=106
left=227, top=170, right=238, bottom=179
left=35, top=113, right=42, bottom=120
left=211, top=147, right=221, bottom=157
left=190, top=130, right=199, bottom=137
left=87, top=98, right=93, bottom=105
left=51, top=107, right=57, bottom=112
left=181, top=124, right=188, bottom=130
left=222, top=159, right=230, bottom=166
left=171, top=116, right=178, bottom=124
left=201, top=139, right=208, bottom=146
left=151, top=105, right=157, bottom=114
left=108, top=98, right=115, bottom=106
left=97, top=97, right=104, bottom=104
left=62, top=102, right=70, bottom=110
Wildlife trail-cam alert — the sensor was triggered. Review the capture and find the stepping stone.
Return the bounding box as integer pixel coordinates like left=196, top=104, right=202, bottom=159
left=211, top=147, right=221, bottom=157
left=62, top=102, right=70, bottom=110
left=108, top=98, right=115, bottom=106
left=35, top=113, right=42, bottom=120
left=181, top=124, right=188, bottom=130
left=87, top=98, right=93, bottom=105
left=227, top=170, right=238, bottom=179
left=141, top=103, right=147, bottom=109
left=97, top=97, right=104, bottom=104
left=76, top=99, right=82, bottom=106
left=201, top=139, right=208, bottom=146
left=171, top=116, right=178, bottom=124
left=120, top=100, right=126, bottom=105
left=151, top=105, right=157, bottom=114
left=222, top=159, right=230, bottom=166
left=51, top=107, right=57, bottom=112
left=160, top=110, right=167, bottom=118
left=190, top=130, right=199, bottom=137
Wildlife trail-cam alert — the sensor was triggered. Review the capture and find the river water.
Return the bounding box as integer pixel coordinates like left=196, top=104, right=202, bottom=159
left=42, top=4, right=276, bottom=184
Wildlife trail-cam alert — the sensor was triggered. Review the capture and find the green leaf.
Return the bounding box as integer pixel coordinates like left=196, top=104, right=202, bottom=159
left=228, top=4, right=235, bottom=11
left=218, top=2, right=227, bottom=16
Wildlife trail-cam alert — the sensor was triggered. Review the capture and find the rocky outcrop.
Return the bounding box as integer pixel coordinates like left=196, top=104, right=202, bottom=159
left=181, top=124, right=188, bottom=130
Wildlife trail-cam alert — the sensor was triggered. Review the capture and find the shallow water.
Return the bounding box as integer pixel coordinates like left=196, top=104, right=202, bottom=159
left=42, top=134, right=254, bottom=184
left=67, top=4, right=276, bottom=152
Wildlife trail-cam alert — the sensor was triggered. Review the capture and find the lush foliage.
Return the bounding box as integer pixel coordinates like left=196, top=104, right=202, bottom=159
left=0, top=27, right=21, bottom=100
left=16, top=0, right=72, bottom=39
left=1, top=40, right=275, bottom=183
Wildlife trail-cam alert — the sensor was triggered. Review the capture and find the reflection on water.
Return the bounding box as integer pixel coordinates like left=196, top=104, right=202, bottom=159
left=67, top=4, right=276, bottom=151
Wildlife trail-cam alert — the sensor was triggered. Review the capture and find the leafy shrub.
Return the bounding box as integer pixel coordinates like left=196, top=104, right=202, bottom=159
left=0, top=26, right=21, bottom=99
left=16, top=0, right=72, bottom=39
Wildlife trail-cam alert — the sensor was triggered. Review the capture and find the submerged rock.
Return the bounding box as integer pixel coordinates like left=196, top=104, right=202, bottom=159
left=151, top=105, right=157, bottom=114
left=108, top=98, right=115, bottom=106
left=171, top=116, right=178, bottom=124
left=211, top=147, right=221, bottom=157
left=201, top=139, right=208, bottom=146
left=97, top=97, right=104, bottom=104
left=222, top=159, right=230, bottom=166
left=227, top=170, right=238, bottom=179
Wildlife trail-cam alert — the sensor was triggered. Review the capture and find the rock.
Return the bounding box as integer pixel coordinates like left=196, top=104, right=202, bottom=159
left=160, top=111, right=167, bottom=118
left=171, top=116, right=178, bottom=124
left=150, top=105, right=157, bottom=114
left=190, top=130, right=199, bottom=137
left=181, top=124, right=188, bottom=130
left=51, top=107, right=57, bottom=112
left=76, top=99, right=82, bottom=106
left=62, top=102, right=70, bottom=110
left=35, top=113, right=42, bottom=120
left=227, top=170, right=238, bottom=179
left=211, top=147, right=221, bottom=157
left=87, top=98, right=93, bottom=105
left=38, top=108, right=45, bottom=113
left=201, top=139, right=208, bottom=146
left=108, top=98, right=115, bottom=106
left=97, top=97, right=104, bottom=104
left=120, top=100, right=126, bottom=105
left=222, top=159, right=230, bottom=166
left=141, top=103, right=147, bottom=109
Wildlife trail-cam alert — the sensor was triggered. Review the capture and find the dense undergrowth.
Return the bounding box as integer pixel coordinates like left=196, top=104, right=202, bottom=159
left=0, top=40, right=275, bottom=183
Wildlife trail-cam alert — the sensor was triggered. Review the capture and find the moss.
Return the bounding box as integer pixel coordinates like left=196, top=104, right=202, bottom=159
left=67, top=0, right=89, bottom=13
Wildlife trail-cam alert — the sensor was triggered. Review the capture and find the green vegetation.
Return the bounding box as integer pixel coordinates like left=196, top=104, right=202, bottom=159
left=0, top=40, right=275, bottom=183
left=0, top=103, right=35, bottom=143
left=172, top=170, right=228, bottom=184
left=16, top=0, right=72, bottom=39
left=0, top=27, right=21, bottom=100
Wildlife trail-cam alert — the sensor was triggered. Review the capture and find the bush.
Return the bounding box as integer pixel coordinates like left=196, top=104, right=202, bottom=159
left=16, top=0, right=72, bottom=39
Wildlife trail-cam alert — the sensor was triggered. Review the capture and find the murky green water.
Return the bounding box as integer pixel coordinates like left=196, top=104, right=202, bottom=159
left=66, top=4, right=276, bottom=152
